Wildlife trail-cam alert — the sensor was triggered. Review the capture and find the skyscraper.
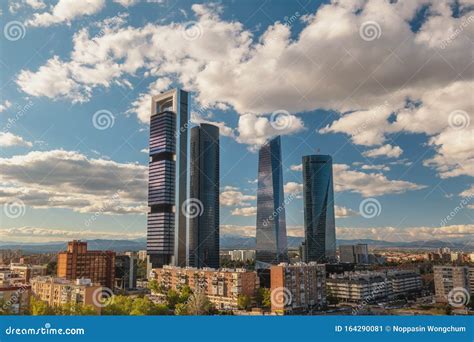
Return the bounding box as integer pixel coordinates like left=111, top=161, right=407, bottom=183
left=189, top=123, right=220, bottom=269
left=302, top=155, right=336, bottom=262
left=256, top=136, right=288, bottom=269
left=147, top=89, right=189, bottom=268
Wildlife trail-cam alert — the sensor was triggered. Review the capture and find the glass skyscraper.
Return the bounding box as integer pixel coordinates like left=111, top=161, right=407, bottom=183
left=255, top=136, right=288, bottom=268
left=302, top=155, right=336, bottom=262
left=189, top=123, right=220, bottom=269
left=147, top=89, right=189, bottom=268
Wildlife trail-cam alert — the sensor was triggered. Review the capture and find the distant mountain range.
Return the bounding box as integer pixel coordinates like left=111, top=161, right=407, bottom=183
left=0, top=237, right=471, bottom=253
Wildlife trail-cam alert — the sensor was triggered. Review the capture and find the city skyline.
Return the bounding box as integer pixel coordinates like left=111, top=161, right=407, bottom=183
left=0, top=0, right=472, bottom=247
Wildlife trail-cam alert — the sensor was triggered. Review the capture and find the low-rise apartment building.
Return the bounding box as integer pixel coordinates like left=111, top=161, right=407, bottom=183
left=149, top=266, right=259, bottom=310
left=326, top=270, right=422, bottom=302
left=10, top=263, right=47, bottom=282
left=433, top=266, right=473, bottom=303
left=30, top=276, right=102, bottom=313
left=270, top=262, right=326, bottom=314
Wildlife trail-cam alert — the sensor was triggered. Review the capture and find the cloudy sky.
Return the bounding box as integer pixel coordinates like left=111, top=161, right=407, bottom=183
left=0, top=0, right=473, bottom=245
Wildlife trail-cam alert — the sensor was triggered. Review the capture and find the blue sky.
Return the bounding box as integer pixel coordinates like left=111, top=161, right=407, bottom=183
left=0, top=0, right=472, bottom=244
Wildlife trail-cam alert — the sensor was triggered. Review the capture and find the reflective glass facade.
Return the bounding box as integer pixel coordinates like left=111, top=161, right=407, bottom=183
left=256, top=136, right=288, bottom=267
left=189, top=124, right=220, bottom=268
left=302, top=155, right=336, bottom=262
left=147, top=89, right=189, bottom=268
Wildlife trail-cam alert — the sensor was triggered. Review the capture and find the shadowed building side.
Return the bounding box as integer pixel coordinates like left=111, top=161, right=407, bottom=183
left=189, top=123, right=220, bottom=269
left=255, top=136, right=288, bottom=270
left=302, top=155, right=336, bottom=263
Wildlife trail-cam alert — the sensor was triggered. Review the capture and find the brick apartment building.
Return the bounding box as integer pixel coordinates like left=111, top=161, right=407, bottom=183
left=31, top=277, right=102, bottom=313
left=150, top=266, right=259, bottom=310
left=57, top=241, right=115, bottom=289
left=270, top=262, right=326, bottom=314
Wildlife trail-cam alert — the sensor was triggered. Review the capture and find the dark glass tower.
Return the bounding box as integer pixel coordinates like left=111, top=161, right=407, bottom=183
left=147, top=89, right=189, bottom=268
left=302, top=155, right=336, bottom=262
left=189, top=124, right=220, bottom=269
left=255, top=136, right=288, bottom=269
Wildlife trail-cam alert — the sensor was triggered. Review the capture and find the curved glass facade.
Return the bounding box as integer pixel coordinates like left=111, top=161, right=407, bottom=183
left=302, top=155, right=336, bottom=262
left=189, top=124, right=220, bottom=269
left=256, top=136, right=288, bottom=267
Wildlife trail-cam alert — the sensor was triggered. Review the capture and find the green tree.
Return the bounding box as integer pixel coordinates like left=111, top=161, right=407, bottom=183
left=148, top=280, right=160, bottom=294
left=55, top=302, right=98, bottom=315
left=185, top=292, right=213, bottom=315
left=175, top=303, right=188, bottom=315
left=46, top=261, right=57, bottom=276
left=130, top=297, right=158, bottom=315
left=136, top=260, right=147, bottom=279
left=101, top=295, right=134, bottom=315
left=30, top=297, right=54, bottom=315
left=179, top=285, right=192, bottom=303
left=166, top=289, right=180, bottom=309
left=237, top=294, right=251, bottom=311
left=256, top=288, right=271, bottom=308
left=0, top=299, right=11, bottom=315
